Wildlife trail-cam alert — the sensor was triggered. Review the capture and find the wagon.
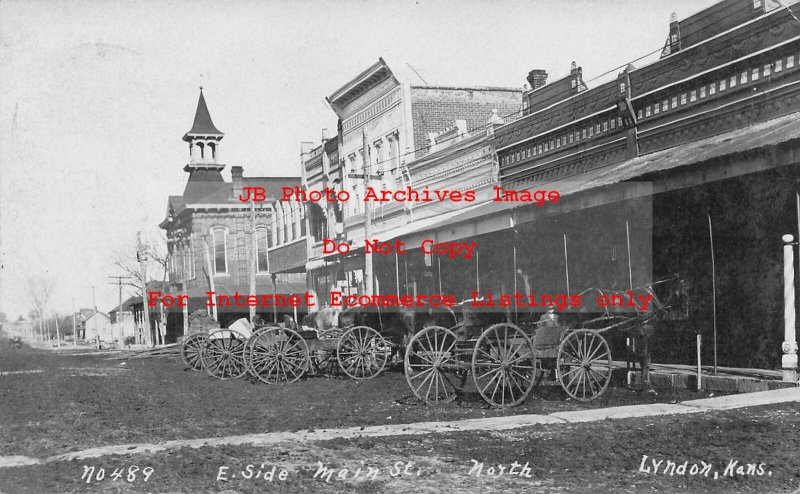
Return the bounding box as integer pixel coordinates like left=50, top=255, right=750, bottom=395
left=404, top=277, right=684, bottom=408
left=182, top=314, right=395, bottom=383
left=245, top=325, right=393, bottom=383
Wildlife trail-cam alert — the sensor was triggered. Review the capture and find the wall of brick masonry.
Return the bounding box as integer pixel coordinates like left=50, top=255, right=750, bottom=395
left=183, top=210, right=275, bottom=295
left=410, top=86, right=522, bottom=159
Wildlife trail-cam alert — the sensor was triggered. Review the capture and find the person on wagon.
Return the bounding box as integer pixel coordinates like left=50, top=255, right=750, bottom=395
left=537, top=305, right=560, bottom=327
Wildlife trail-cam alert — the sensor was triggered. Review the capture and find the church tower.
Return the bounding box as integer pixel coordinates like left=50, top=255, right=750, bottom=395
left=183, top=87, right=224, bottom=172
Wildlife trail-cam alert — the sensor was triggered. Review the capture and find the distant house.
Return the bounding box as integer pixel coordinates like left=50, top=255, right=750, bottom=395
left=108, top=296, right=141, bottom=344
left=5, top=316, right=31, bottom=339
left=109, top=283, right=167, bottom=345
left=83, top=311, right=112, bottom=343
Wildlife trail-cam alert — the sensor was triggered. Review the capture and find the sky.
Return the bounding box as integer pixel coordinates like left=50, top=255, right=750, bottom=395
left=0, top=0, right=713, bottom=317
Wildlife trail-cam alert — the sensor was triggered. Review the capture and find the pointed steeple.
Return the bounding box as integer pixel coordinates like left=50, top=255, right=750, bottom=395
left=183, top=88, right=223, bottom=141
left=183, top=87, right=225, bottom=172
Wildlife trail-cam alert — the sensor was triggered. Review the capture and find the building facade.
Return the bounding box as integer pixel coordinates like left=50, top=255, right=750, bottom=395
left=345, top=0, right=800, bottom=369
left=159, top=89, right=306, bottom=338
left=302, top=59, right=522, bottom=302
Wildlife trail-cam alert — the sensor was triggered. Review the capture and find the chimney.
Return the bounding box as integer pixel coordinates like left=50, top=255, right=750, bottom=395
left=231, top=165, right=243, bottom=199
left=526, top=69, right=548, bottom=91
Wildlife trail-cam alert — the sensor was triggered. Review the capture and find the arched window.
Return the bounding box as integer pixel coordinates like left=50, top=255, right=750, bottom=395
left=290, top=202, right=298, bottom=240
left=276, top=203, right=284, bottom=245
left=282, top=203, right=289, bottom=243
left=256, top=227, right=269, bottom=272
left=207, top=142, right=216, bottom=160
left=300, top=204, right=306, bottom=237
left=211, top=227, right=227, bottom=274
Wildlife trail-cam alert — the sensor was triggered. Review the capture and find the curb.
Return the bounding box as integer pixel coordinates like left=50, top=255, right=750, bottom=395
left=624, top=369, right=800, bottom=393
left=1, top=387, right=799, bottom=469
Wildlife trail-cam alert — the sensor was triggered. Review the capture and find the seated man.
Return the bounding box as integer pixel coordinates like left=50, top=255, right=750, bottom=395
left=537, top=305, right=560, bottom=327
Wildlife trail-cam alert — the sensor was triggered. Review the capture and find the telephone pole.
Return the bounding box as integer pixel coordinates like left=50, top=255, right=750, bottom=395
left=249, top=199, right=257, bottom=322
left=137, top=232, right=153, bottom=346
left=348, top=129, right=381, bottom=296
left=109, top=275, right=133, bottom=343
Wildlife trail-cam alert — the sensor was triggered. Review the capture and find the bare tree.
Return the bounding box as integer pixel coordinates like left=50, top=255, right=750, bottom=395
left=25, top=273, right=56, bottom=341
left=110, top=231, right=169, bottom=346
left=111, top=231, right=169, bottom=290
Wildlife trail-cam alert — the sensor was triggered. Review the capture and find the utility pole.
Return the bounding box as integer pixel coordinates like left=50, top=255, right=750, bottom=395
left=89, top=285, right=97, bottom=312
left=87, top=284, right=97, bottom=345
left=347, top=129, right=381, bottom=296
left=249, top=199, right=257, bottom=322
left=137, top=232, right=153, bottom=346
left=109, top=275, right=133, bottom=344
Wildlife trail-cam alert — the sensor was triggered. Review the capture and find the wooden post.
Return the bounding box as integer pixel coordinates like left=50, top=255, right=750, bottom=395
left=782, top=234, right=798, bottom=381
left=183, top=281, right=189, bottom=337
left=696, top=334, right=702, bottom=390
left=362, top=129, right=374, bottom=296
left=202, top=235, right=218, bottom=322
left=708, top=214, right=717, bottom=375
left=513, top=245, right=518, bottom=324
left=563, top=233, right=570, bottom=296
left=626, top=220, right=633, bottom=291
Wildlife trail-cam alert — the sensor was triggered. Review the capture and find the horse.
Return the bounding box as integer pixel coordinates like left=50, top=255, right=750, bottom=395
left=8, top=336, right=22, bottom=350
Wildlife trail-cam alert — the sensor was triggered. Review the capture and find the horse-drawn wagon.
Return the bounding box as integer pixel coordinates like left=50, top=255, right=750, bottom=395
left=179, top=308, right=396, bottom=382
left=404, top=276, right=685, bottom=408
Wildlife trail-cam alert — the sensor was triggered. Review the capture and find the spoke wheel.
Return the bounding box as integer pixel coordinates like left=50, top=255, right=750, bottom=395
left=405, top=326, right=465, bottom=404
left=310, top=349, right=338, bottom=376
left=472, top=323, right=536, bottom=408
left=248, top=327, right=309, bottom=384
left=337, top=326, right=391, bottom=380
left=201, top=329, right=249, bottom=379
left=181, top=333, right=208, bottom=370
left=557, top=329, right=613, bottom=401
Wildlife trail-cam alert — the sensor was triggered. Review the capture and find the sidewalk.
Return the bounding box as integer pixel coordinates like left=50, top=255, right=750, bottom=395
left=1, top=386, right=798, bottom=469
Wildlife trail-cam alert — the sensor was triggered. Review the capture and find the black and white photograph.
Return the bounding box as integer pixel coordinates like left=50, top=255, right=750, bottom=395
left=2, top=0, right=800, bottom=492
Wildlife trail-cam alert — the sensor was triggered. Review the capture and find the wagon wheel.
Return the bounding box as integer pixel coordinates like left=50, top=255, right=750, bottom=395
left=244, top=326, right=277, bottom=360
left=181, top=333, right=207, bottom=370
left=404, top=326, right=465, bottom=404
left=310, top=349, right=338, bottom=376
left=201, top=329, right=249, bottom=379
left=248, top=327, right=309, bottom=384
left=337, top=326, right=391, bottom=380
left=557, top=329, right=613, bottom=401
left=472, top=323, right=537, bottom=408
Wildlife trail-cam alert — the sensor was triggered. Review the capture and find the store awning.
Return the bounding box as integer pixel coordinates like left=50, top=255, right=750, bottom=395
left=386, top=111, right=800, bottom=247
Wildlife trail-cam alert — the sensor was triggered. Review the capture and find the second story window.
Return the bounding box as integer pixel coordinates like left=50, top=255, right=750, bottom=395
left=256, top=227, right=269, bottom=273
left=211, top=228, right=227, bottom=275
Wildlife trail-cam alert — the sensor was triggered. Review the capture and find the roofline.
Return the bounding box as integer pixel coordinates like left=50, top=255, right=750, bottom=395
left=411, top=85, right=523, bottom=93
left=326, top=58, right=395, bottom=108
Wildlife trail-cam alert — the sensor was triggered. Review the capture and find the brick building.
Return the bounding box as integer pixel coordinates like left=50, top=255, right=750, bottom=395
left=350, top=0, right=800, bottom=369
left=159, top=89, right=306, bottom=339
left=302, top=58, right=522, bottom=301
